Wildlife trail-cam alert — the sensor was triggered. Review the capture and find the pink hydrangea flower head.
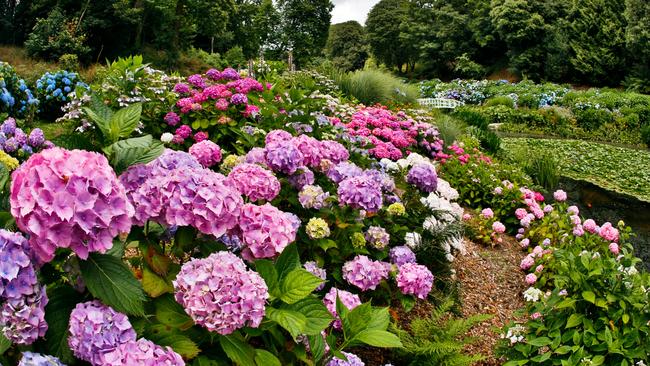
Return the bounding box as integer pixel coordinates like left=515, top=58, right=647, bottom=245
left=520, top=255, right=535, bottom=270
left=609, top=242, right=620, bottom=255
left=215, top=98, right=229, bottom=111
left=320, top=140, right=349, bottom=164
left=193, top=131, right=209, bottom=143
left=323, top=288, right=361, bottom=329
left=396, top=263, right=433, bottom=299
left=567, top=206, right=579, bottom=215
left=288, top=166, right=315, bottom=190
left=226, top=164, right=281, bottom=202
left=291, top=135, right=323, bottom=167
left=515, top=208, right=528, bottom=220
left=326, top=162, right=364, bottom=184
left=175, top=125, right=192, bottom=139
left=342, top=255, right=391, bottom=291
left=164, top=112, right=181, bottom=126
left=492, top=221, right=506, bottom=234
left=265, top=130, right=293, bottom=145
left=573, top=224, right=585, bottom=237
left=531, top=312, right=542, bottom=320
left=10, top=148, right=133, bottom=263
left=244, top=147, right=268, bottom=167
left=406, top=163, right=438, bottom=193
left=303, top=261, right=326, bottom=291
left=543, top=204, right=554, bottom=213
left=599, top=222, right=619, bottom=242
left=68, top=300, right=136, bottom=365
left=553, top=190, right=567, bottom=202
left=583, top=219, right=598, bottom=234
left=238, top=203, right=298, bottom=260
left=337, top=175, right=383, bottom=212
left=525, top=273, right=537, bottom=285
left=173, top=251, right=268, bottom=335
left=98, top=338, right=185, bottom=366
left=189, top=140, right=222, bottom=167
left=481, top=208, right=494, bottom=219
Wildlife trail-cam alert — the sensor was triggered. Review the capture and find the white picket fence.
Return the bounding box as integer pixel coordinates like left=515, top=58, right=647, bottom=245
left=417, top=98, right=465, bottom=109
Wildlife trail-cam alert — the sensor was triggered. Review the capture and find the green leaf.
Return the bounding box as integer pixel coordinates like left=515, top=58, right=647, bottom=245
left=265, top=307, right=307, bottom=339
left=110, top=103, right=142, bottom=141
left=275, top=244, right=300, bottom=281
left=44, top=285, right=84, bottom=363
left=342, top=302, right=373, bottom=339
left=149, top=333, right=200, bottom=359
left=155, top=294, right=193, bottom=329
left=591, top=355, right=605, bottom=366
left=105, top=135, right=165, bottom=174
left=79, top=253, right=146, bottom=316
left=0, top=334, right=10, bottom=355
left=84, top=104, right=113, bottom=140
left=142, top=266, right=173, bottom=297
left=308, top=334, right=326, bottom=362
left=556, top=298, right=576, bottom=309
left=0, top=163, right=9, bottom=191
left=353, top=330, right=402, bottom=348
left=566, top=314, right=583, bottom=328
left=192, top=356, right=225, bottom=366
left=220, top=334, right=256, bottom=366
left=283, top=297, right=333, bottom=335
left=254, top=349, right=281, bottom=366
left=279, top=269, right=323, bottom=304
left=582, top=291, right=596, bottom=304
left=255, top=260, right=279, bottom=295
left=366, top=307, right=390, bottom=330
left=528, top=337, right=552, bottom=347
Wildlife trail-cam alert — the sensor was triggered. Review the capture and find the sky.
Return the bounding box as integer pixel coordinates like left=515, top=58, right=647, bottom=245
left=331, top=0, right=381, bottom=25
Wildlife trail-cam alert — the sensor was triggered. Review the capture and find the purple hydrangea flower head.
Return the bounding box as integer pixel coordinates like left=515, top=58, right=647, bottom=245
left=323, top=288, right=361, bottom=329
left=265, top=130, right=292, bottom=145
left=173, top=251, right=268, bottom=335
left=327, top=352, right=365, bottom=366
left=68, top=300, right=136, bottom=365
left=396, top=263, right=434, bottom=299
left=406, top=163, right=438, bottom=193
left=364, top=226, right=390, bottom=249
left=164, top=112, right=181, bottom=126
left=27, top=129, right=45, bottom=147
left=0, top=285, right=48, bottom=344
left=326, top=162, right=363, bottom=184
left=337, top=175, right=383, bottom=212
left=43, top=141, right=55, bottom=149
left=18, top=352, right=65, bottom=366
left=1, top=118, right=16, bottom=135
left=206, top=69, right=221, bottom=80
left=221, top=68, right=240, bottom=81
left=320, top=140, right=349, bottom=164
left=363, top=169, right=395, bottom=192
left=0, top=230, right=37, bottom=300
left=265, top=140, right=304, bottom=175
left=303, top=261, right=326, bottom=291
left=149, top=149, right=201, bottom=174
left=189, top=140, right=222, bottom=168
left=4, top=137, right=18, bottom=152
left=291, top=135, right=322, bottom=167
left=238, top=203, right=297, bottom=260
left=10, top=148, right=134, bottom=263
left=14, top=128, right=27, bottom=145
left=288, top=166, right=314, bottom=190
left=244, top=147, right=268, bottom=166
left=98, top=338, right=185, bottom=366
left=187, top=74, right=206, bottom=89
left=389, top=246, right=416, bottom=267
left=173, top=83, right=190, bottom=94
left=298, top=185, right=330, bottom=210
left=226, top=163, right=280, bottom=202
left=230, top=93, right=248, bottom=105
left=342, top=255, right=391, bottom=291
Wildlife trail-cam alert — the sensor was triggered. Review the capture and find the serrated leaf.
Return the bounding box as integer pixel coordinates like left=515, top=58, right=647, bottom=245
left=366, top=307, right=390, bottom=330
left=308, top=334, right=326, bottom=362
left=79, top=253, right=146, bottom=316
left=150, top=333, right=200, bottom=359
left=279, top=269, right=322, bottom=304
left=283, top=297, right=333, bottom=335
left=254, top=349, right=281, bottom=366
left=106, top=135, right=164, bottom=174
left=0, top=334, right=9, bottom=355
left=275, top=244, right=300, bottom=281
left=342, top=302, right=372, bottom=339
left=44, top=285, right=84, bottom=363
left=265, top=307, right=307, bottom=339
left=154, top=294, right=194, bottom=329
left=352, top=329, right=402, bottom=348
left=110, top=103, right=142, bottom=141
left=255, top=260, right=278, bottom=295
left=220, top=334, right=256, bottom=366
left=142, top=266, right=173, bottom=297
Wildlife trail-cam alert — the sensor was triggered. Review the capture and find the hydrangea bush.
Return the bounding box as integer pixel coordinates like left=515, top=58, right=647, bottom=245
left=0, top=62, right=39, bottom=119
left=35, top=70, right=88, bottom=118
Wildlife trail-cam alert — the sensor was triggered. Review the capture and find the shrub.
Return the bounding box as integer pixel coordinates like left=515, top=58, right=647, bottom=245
left=641, top=124, right=650, bottom=148
left=58, top=54, right=80, bottom=72
left=453, top=53, right=486, bottom=80
left=224, top=46, right=245, bottom=68
left=436, top=115, right=464, bottom=148
left=339, top=69, right=418, bottom=106
left=523, top=154, right=560, bottom=191
left=35, top=70, right=88, bottom=119
left=484, top=95, right=515, bottom=108
left=0, top=62, right=39, bottom=119
left=24, top=8, right=90, bottom=62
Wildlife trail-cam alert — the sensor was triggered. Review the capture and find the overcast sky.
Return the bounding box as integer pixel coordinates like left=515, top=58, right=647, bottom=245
left=331, top=0, right=381, bottom=25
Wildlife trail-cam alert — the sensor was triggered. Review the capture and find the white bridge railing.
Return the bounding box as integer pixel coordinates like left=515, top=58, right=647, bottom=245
left=417, top=98, right=465, bottom=109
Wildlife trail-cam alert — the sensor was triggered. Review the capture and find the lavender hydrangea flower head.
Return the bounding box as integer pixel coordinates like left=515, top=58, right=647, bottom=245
left=244, top=147, right=268, bottom=166
left=265, top=140, right=304, bottom=175
left=389, top=246, right=417, bottom=267
left=363, top=169, right=395, bottom=192
left=10, top=148, right=134, bottom=263
left=221, top=68, right=240, bottom=81
left=1, top=285, right=48, bottom=345
left=327, top=352, right=365, bottom=366
left=230, top=93, right=248, bottom=105
left=226, top=163, right=281, bottom=202
left=288, top=166, right=315, bottom=190
left=149, top=149, right=201, bottom=174
left=68, top=300, right=136, bottom=365
left=320, top=140, right=349, bottom=164
left=189, top=140, right=222, bottom=167
left=4, top=137, right=18, bottom=152
left=0, top=230, right=37, bottom=300
left=396, top=263, right=434, bottom=299
left=298, top=185, right=330, bottom=209
left=1, top=118, right=16, bottom=135
left=27, top=129, right=45, bottom=147
left=406, top=163, right=438, bottom=193
left=18, top=352, right=65, bottom=366
left=98, top=338, right=185, bottom=366
left=342, top=255, right=391, bottom=291
left=364, top=226, right=390, bottom=249
left=173, top=251, right=268, bottom=335
left=303, top=261, right=326, bottom=291
left=291, top=135, right=323, bottom=167
left=326, top=162, right=363, bottom=184
left=14, top=128, right=27, bottom=145
left=265, top=130, right=293, bottom=145
left=337, top=175, right=383, bottom=213
left=239, top=203, right=298, bottom=260
left=164, top=112, right=181, bottom=126
left=323, top=288, right=361, bottom=329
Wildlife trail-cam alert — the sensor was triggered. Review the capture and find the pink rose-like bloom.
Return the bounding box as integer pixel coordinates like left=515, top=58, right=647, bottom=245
left=481, top=208, right=494, bottom=219
left=396, top=263, right=434, bottom=299
left=583, top=219, right=598, bottom=234
left=323, top=288, right=361, bottom=329
left=493, top=186, right=503, bottom=195
left=599, top=222, right=619, bottom=242
left=189, top=140, right=222, bottom=167
left=573, top=224, right=585, bottom=237
left=570, top=215, right=581, bottom=226
left=534, top=192, right=545, bottom=202
left=609, top=242, right=620, bottom=255
left=68, top=300, right=136, bottom=365
left=520, top=255, right=535, bottom=270
left=492, top=221, right=506, bottom=233
left=173, top=251, right=268, bottom=335
left=342, top=255, right=391, bottom=291
left=553, top=190, right=567, bottom=202
left=226, top=164, right=280, bottom=202
left=238, top=203, right=297, bottom=260
left=462, top=213, right=472, bottom=221
left=10, top=148, right=133, bottom=263
left=98, top=338, right=185, bottom=366
left=525, top=273, right=537, bottom=285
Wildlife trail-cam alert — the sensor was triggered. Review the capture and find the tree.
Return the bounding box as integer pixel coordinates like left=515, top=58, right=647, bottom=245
left=624, top=0, right=650, bottom=92
left=366, top=0, right=410, bottom=72
left=276, top=0, right=333, bottom=67
left=325, top=21, right=368, bottom=71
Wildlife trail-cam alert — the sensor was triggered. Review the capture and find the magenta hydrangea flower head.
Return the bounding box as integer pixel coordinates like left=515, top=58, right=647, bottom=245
left=10, top=148, right=133, bottom=263
left=0, top=284, right=48, bottom=345
left=265, top=129, right=293, bottom=145
left=342, top=255, right=391, bottom=291
left=396, top=263, right=434, bottom=299
left=288, top=166, right=315, bottom=190
left=189, top=140, right=222, bottom=167
left=18, top=352, right=65, bottom=366
left=320, top=140, right=349, bottom=164
left=238, top=203, right=298, bottom=260
left=226, top=163, right=281, bottom=202
left=298, top=185, right=330, bottom=209
left=193, top=131, right=209, bottom=143
left=327, top=352, right=365, bottom=366
left=98, top=338, right=185, bottom=366
left=0, top=230, right=38, bottom=300
left=265, top=140, right=304, bottom=175
left=326, top=162, right=363, bottom=184
left=221, top=68, right=240, bottom=81
left=303, top=261, right=326, bottom=291
left=406, top=163, right=438, bottom=193
left=164, top=112, right=181, bottom=126
left=68, top=300, right=136, bottom=365
left=389, top=246, right=416, bottom=267
left=583, top=219, right=598, bottom=234
left=337, top=175, right=383, bottom=212
left=291, top=135, right=323, bottom=167
left=323, top=288, right=361, bottom=329
left=230, top=93, right=248, bottom=105
left=173, top=251, right=268, bottom=335
left=364, top=226, right=390, bottom=249
left=175, top=125, right=192, bottom=139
